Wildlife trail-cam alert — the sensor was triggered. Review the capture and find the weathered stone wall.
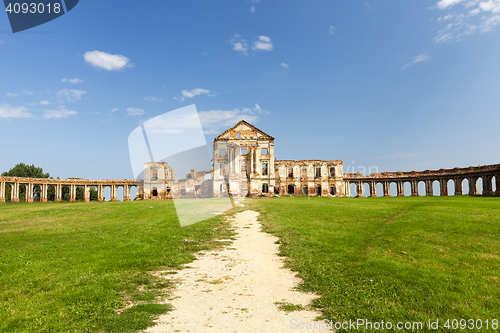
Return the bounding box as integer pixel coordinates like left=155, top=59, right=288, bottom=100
left=274, top=160, right=344, bottom=197
left=343, top=164, right=500, bottom=197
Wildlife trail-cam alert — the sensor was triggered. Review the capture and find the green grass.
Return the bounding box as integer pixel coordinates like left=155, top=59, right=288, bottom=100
left=248, top=196, right=500, bottom=332
left=0, top=200, right=235, bottom=333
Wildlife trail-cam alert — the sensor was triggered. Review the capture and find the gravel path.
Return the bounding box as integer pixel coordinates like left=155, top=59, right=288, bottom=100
left=144, top=210, right=326, bottom=332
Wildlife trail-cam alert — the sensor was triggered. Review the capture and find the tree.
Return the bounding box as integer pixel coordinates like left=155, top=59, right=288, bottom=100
left=2, top=163, right=51, bottom=201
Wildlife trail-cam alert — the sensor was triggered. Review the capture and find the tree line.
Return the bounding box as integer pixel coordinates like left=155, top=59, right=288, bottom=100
left=1, top=163, right=98, bottom=202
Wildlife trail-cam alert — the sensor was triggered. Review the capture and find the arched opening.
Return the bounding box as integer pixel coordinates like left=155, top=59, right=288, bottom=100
left=493, top=176, right=497, bottom=194
left=404, top=182, right=411, bottom=196
left=462, top=178, right=469, bottom=195
left=302, top=185, right=308, bottom=196
left=418, top=181, right=426, bottom=196
left=117, top=186, right=124, bottom=201
left=350, top=183, right=357, bottom=197
left=433, top=180, right=440, bottom=196
left=390, top=182, right=397, bottom=197
left=4, top=184, right=12, bottom=202
left=376, top=182, right=384, bottom=197
left=315, top=185, right=321, bottom=196
left=47, top=185, right=56, bottom=201
left=287, top=184, right=294, bottom=195
left=477, top=177, right=483, bottom=195
left=329, top=185, right=336, bottom=196
left=447, top=179, right=455, bottom=196
left=103, top=186, right=111, bottom=202
left=130, top=186, right=138, bottom=200
left=61, top=185, right=70, bottom=201
left=363, top=183, right=370, bottom=197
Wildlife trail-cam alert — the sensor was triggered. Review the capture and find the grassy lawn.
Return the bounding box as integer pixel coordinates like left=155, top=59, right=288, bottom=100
left=248, top=196, right=500, bottom=332
left=0, top=200, right=235, bottom=333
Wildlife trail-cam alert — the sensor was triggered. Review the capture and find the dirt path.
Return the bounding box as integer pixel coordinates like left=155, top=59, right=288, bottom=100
left=144, top=210, right=327, bottom=332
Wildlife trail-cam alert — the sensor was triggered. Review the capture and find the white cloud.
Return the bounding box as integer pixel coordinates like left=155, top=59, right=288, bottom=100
left=40, top=100, right=50, bottom=105
left=143, top=96, right=162, bottom=102
left=198, top=103, right=270, bottom=134
left=436, top=0, right=465, bottom=9
left=281, top=62, right=289, bottom=68
left=180, top=88, right=211, bottom=101
left=433, top=0, right=500, bottom=42
left=57, top=89, right=86, bottom=102
left=253, top=103, right=269, bottom=114
left=401, top=54, right=431, bottom=70
left=43, top=108, right=77, bottom=119
left=329, top=25, right=336, bottom=35
left=127, top=108, right=145, bottom=116
left=111, top=108, right=119, bottom=112
left=6, top=92, right=18, bottom=97
left=0, top=105, right=33, bottom=119
left=84, top=51, right=133, bottom=71
left=231, top=34, right=248, bottom=54
left=61, top=78, right=83, bottom=84
left=250, top=6, right=256, bottom=13
left=252, top=35, right=273, bottom=51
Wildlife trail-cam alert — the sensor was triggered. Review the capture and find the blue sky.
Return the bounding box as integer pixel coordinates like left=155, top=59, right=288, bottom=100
left=1, top=0, right=500, bottom=180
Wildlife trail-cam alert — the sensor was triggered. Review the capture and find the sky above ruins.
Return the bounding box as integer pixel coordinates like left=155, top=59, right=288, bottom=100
left=1, top=0, right=500, bottom=180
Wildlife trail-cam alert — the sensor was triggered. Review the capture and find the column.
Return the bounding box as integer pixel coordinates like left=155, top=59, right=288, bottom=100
left=468, top=177, right=477, bottom=195
left=482, top=176, right=492, bottom=196
left=439, top=179, right=448, bottom=196
left=40, top=184, right=48, bottom=203
left=454, top=178, right=463, bottom=195
left=25, top=183, right=33, bottom=203
left=356, top=182, right=363, bottom=198
left=410, top=180, right=418, bottom=196
left=425, top=180, right=433, bottom=196
left=496, top=175, right=500, bottom=196
left=111, top=185, right=117, bottom=202
left=56, top=184, right=62, bottom=202
left=0, top=181, right=5, bottom=203
left=124, top=185, right=130, bottom=201
left=84, top=185, right=91, bottom=202
left=69, top=184, right=76, bottom=202
left=397, top=181, right=404, bottom=197
left=383, top=182, right=390, bottom=197
left=370, top=181, right=377, bottom=197
left=12, top=182, right=20, bottom=202
left=345, top=181, right=350, bottom=197
left=97, top=185, right=104, bottom=202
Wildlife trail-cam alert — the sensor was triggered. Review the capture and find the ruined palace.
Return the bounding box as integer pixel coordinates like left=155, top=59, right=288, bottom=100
left=0, top=120, right=499, bottom=202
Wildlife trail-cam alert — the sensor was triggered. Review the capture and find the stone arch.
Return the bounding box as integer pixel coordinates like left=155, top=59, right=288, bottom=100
left=350, top=183, right=357, bottom=197
left=476, top=177, right=483, bottom=195
left=432, top=180, right=440, bottom=196
left=493, top=175, right=497, bottom=195
left=417, top=181, right=426, bottom=196
left=462, top=178, right=469, bottom=195
left=447, top=179, right=455, bottom=196
left=376, top=182, right=384, bottom=197
left=404, top=181, right=411, bottom=196
left=363, top=183, right=370, bottom=197
left=103, top=186, right=111, bottom=201
left=390, top=182, right=397, bottom=197
left=117, top=186, right=124, bottom=201
left=47, top=184, right=56, bottom=201
left=287, top=184, right=294, bottom=195
left=129, top=186, right=138, bottom=200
